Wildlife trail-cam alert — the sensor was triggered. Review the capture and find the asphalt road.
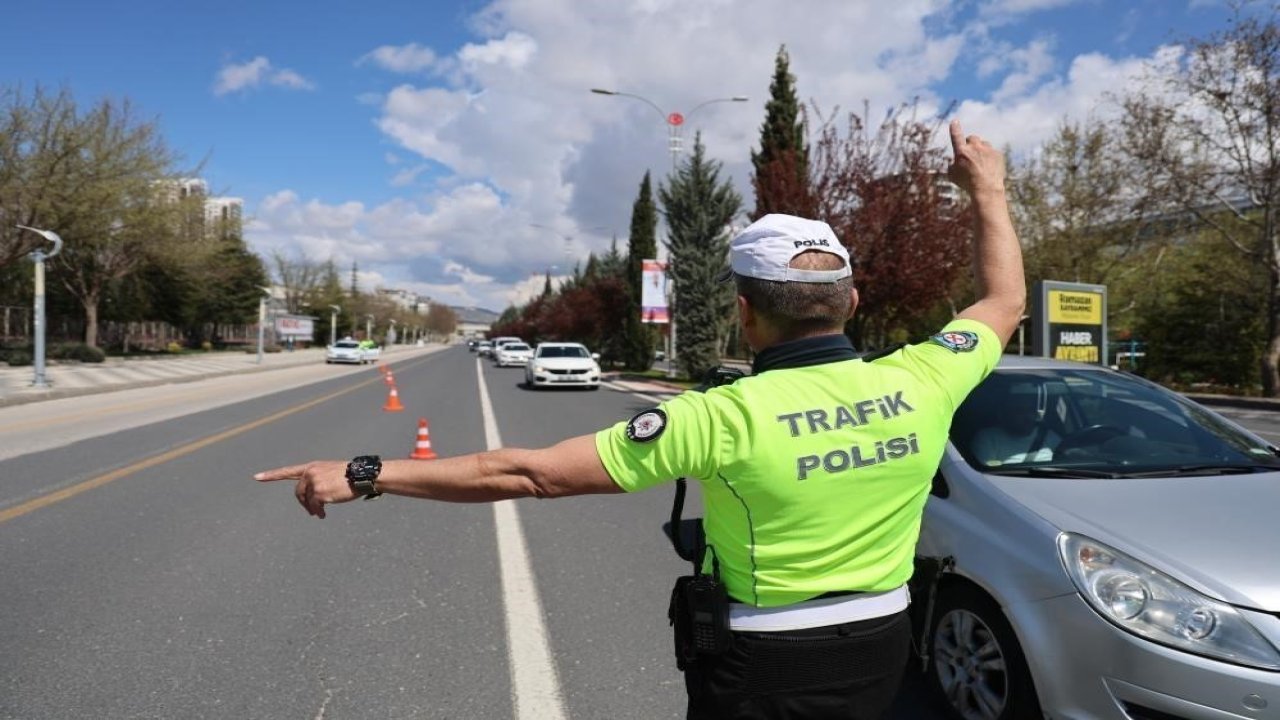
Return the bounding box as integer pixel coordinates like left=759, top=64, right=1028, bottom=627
left=7, top=346, right=1275, bottom=719
left=1, top=346, right=935, bottom=719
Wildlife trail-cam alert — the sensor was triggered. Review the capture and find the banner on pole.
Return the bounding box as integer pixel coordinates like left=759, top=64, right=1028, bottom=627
left=641, top=259, right=669, bottom=324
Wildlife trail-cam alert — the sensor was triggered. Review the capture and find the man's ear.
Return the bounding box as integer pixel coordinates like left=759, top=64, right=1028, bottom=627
left=847, top=286, right=860, bottom=321
left=738, top=295, right=754, bottom=329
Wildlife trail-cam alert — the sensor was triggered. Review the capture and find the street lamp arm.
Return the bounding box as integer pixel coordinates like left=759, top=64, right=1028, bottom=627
left=686, top=96, right=750, bottom=121
left=16, top=225, right=63, bottom=258
left=590, top=88, right=667, bottom=123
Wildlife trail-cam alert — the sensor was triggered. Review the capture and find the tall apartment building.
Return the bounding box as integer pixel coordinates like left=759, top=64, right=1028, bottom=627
left=157, top=178, right=244, bottom=240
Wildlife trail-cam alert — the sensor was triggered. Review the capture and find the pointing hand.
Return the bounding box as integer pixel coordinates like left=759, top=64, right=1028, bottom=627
left=947, top=120, right=1006, bottom=196
left=255, top=461, right=353, bottom=518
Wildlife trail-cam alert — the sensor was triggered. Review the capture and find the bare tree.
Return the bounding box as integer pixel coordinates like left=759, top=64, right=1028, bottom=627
left=271, top=251, right=324, bottom=314
left=1119, top=0, right=1280, bottom=394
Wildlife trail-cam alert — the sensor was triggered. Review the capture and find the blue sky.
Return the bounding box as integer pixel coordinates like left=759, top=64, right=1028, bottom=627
left=3, top=0, right=1243, bottom=311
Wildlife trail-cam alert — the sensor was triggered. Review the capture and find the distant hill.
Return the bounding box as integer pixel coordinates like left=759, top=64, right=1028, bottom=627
left=451, top=306, right=501, bottom=324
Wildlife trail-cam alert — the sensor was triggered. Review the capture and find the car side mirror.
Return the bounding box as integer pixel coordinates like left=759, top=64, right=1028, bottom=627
left=591, top=353, right=600, bottom=361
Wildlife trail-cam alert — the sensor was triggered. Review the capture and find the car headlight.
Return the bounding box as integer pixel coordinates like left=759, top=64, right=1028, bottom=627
left=1058, top=533, right=1280, bottom=670
left=532, top=364, right=546, bottom=373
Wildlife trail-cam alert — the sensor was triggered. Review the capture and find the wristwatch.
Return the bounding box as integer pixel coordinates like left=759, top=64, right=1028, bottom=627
left=346, top=455, right=383, bottom=500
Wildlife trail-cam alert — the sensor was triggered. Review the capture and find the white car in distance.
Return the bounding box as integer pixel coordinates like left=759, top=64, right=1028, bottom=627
left=325, top=340, right=366, bottom=364
left=525, top=343, right=601, bottom=389
left=495, top=342, right=533, bottom=367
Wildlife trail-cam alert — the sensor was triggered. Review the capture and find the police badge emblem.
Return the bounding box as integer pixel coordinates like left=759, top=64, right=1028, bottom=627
left=929, top=330, right=979, bottom=353
left=625, top=408, right=667, bottom=442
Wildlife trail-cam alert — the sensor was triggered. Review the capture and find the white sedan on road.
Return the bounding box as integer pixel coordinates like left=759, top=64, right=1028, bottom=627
left=325, top=340, right=366, bottom=364
left=495, top=342, right=533, bottom=367
left=524, top=343, right=601, bottom=389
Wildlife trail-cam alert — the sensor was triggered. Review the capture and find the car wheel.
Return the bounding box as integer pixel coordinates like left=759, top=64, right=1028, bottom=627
left=926, top=586, right=1041, bottom=720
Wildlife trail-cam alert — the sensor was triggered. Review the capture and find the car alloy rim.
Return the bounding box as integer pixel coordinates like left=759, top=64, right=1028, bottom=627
left=933, top=608, right=1008, bottom=720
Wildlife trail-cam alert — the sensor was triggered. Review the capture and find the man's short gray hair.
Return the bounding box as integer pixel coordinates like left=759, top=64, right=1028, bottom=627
left=734, top=251, right=854, bottom=339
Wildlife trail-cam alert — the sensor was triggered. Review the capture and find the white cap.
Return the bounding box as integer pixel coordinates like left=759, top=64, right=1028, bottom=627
left=720, top=214, right=852, bottom=283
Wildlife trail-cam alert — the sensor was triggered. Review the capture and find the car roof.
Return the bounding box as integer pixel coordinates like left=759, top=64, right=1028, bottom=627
left=536, top=342, right=586, bottom=348
left=992, top=354, right=1115, bottom=372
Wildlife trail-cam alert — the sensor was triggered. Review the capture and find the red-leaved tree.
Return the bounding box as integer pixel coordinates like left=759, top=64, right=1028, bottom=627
left=809, top=101, right=973, bottom=349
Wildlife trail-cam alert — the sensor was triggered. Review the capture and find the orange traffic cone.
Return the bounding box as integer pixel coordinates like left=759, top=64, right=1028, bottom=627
left=384, top=370, right=396, bottom=385
left=409, top=418, right=438, bottom=460
left=377, top=363, right=388, bottom=374
left=382, top=385, right=405, bottom=412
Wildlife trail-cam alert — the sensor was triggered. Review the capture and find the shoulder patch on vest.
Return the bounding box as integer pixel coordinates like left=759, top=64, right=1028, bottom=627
left=929, top=330, right=979, bottom=353
left=625, top=408, right=667, bottom=443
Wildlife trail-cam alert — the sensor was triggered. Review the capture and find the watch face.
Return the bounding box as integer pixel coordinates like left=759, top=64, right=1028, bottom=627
left=347, top=455, right=382, bottom=481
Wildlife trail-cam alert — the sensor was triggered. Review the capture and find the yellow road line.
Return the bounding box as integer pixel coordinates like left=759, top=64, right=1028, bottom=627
left=0, top=356, right=436, bottom=525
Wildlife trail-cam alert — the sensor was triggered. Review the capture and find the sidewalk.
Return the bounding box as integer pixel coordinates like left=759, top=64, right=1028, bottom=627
left=0, top=345, right=432, bottom=408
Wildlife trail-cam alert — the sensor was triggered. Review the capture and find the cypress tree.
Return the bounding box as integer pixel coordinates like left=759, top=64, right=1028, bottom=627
left=623, top=172, right=658, bottom=370
left=751, top=45, right=811, bottom=219
left=659, top=135, right=742, bottom=380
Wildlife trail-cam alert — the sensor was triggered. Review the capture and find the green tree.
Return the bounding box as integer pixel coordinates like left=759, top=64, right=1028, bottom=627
left=623, top=172, right=659, bottom=370
left=751, top=46, right=812, bottom=219
left=659, top=135, right=742, bottom=379
left=0, top=87, right=83, bottom=270
left=1134, top=231, right=1267, bottom=386
left=195, top=238, right=269, bottom=338
left=47, top=98, right=179, bottom=347
left=1119, top=1, right=1280, bottom=394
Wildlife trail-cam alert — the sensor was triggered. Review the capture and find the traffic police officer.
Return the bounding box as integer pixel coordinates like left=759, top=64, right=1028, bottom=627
left=255, top=120, right=1025, bottom=719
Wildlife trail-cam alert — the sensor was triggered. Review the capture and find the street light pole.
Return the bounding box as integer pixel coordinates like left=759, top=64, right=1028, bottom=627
left=365, top=314, right=374, bottom=342
left=15, top=226, right=64, bottom=388
left=328, top=305, right=341, bottom=347
left=590, top=89, right=748, bottom=377
left=256, top=286, right=272, bottom=365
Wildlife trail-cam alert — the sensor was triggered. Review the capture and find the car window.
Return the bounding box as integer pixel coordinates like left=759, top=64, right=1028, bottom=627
left=334, top=342, right=359, bottom=349
left=537, top=346, right=588, bottom=358
left=951, top=368, right=1280, bottom=475
left=505, top=344, right=530, bottom=351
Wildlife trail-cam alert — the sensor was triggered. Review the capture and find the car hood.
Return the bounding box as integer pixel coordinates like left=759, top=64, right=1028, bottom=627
left=988, top=472, right=1280, bottom=611
left=533, top=357, right=595, bottom=369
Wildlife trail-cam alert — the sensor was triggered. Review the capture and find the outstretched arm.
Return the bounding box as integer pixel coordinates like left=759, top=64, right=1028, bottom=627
left=948, top=120, right=1026, bottom=345
left=255, top=434, right=623, bottom=518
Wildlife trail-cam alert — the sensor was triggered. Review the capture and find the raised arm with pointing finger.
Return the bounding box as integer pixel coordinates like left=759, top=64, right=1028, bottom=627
left=256, top=120, right=1025, bottom=719
left=947, top=119, right=1027, bottom=345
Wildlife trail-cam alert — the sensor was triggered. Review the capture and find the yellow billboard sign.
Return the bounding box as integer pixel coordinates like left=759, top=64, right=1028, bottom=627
left=1048, top=290, right=1103, bottom=324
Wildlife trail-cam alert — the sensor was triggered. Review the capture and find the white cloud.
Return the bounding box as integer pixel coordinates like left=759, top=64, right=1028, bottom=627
left=457, top=31, right=537, bottom=70
left=242, top=0, right=1199, bottom=310
left=390, top=165, right=428, bottom=186
left=359, top=43, right=439, bottom=73
left=979, top=0, right=1089, bottom=19
left=213, top=56, right=315, bottom=96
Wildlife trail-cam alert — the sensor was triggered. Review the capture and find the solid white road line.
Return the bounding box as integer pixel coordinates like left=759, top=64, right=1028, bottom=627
left=476, top=359, right=567, bottom=720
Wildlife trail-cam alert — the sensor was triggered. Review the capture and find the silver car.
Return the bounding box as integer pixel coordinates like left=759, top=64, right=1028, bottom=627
left=913, top=355, right=1280, bottom=720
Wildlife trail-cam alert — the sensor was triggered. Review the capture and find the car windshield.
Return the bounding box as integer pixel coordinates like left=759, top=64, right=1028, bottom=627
left=334, top=342, right=359, bottom=349
left=951, top=368, right=1280, bottom=477
left=504, top=344, right=530, bottom=352
left=538, top=346, right=588, bottom=358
